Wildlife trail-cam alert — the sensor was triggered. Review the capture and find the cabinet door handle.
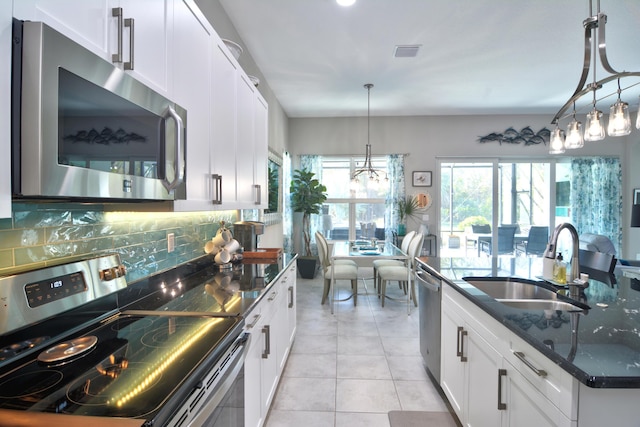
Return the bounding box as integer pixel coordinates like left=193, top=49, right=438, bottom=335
left=246, top=313, right=261, bottom=329
left=497, top=368, right=507, bottom=410
left=124, top=17, right=135, bottom=70
left=268, top=291, right=278, bottom=301
left=456, top=326, right=468, bottom=362
left=112, top=7, right=123, bottom=63
left=211, top=174, right=222, bottom=204
left=261, top=325, right=271, bottom=359
left=513, top=351, right=547, bottom=377
left=254, top=184, right=261, bottom=205
left=288, top=286, right=294, bottom=308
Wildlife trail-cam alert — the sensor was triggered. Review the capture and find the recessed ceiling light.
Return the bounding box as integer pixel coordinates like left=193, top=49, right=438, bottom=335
left=336, top=0, right=356, bottom=6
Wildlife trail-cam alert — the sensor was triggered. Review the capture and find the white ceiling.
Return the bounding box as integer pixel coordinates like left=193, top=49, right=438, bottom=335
left=218, top=0, right=640, bottom=120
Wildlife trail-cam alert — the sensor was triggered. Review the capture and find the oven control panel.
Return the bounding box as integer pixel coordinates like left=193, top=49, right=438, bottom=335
left=25, top=271, right=88, bottom=308
left=0, top=254, right=128, bottom=335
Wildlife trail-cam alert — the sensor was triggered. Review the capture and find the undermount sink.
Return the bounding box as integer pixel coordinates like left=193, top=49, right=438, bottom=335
left=462, top=276, right=589, bottom=312
left=496, top=299, right=585, bottom=312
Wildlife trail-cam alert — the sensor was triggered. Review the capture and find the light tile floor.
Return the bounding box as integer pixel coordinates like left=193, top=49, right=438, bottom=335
left=264, top=267, right=454, bottom=427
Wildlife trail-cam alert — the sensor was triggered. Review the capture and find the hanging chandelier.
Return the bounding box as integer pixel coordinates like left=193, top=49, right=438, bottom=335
left=352, top=83, right=388, bottom=183
left=549, top=0, right=640, bottom=154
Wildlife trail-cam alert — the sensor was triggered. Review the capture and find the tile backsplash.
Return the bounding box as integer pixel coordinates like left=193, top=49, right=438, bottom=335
left=0, top=203, right=237, bottom=282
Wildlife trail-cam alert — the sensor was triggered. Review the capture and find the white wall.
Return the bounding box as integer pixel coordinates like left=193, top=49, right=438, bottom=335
left=289, top=113, right=640, bottom=259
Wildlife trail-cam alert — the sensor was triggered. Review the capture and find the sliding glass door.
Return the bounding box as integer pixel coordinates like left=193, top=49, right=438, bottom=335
left=440, top=159, right=552, bottom=257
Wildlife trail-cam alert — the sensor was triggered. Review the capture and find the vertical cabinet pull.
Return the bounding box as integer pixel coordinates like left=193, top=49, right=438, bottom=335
left=124, top=18, right=135, bottom=70
left=112, top=7, right=123, bottom=63
left=246, top=314, right=261, bottom=329
left=211, top=174, right=222, bottom=204
left=497, top=368, right=507, bottom=410
left=261, top=325, right=271, bottom=359
left=288, top=286, right=294, bottom=308
left=456, top=326, right=468, bottom=362
left=254, top=184, right=261, bottom=204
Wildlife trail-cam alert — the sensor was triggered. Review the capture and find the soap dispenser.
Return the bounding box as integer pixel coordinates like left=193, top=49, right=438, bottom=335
left=553, top=252, right=567, bottom=284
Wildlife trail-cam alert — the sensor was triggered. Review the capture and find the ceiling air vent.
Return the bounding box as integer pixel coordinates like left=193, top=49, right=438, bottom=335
left=394, top=45, right=421, bottom=58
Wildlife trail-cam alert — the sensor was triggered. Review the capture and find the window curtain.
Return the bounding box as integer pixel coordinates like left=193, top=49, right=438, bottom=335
left=283, top=151, right=293, bottom=253
left=570, top=157, right=622, bottom=254
left=385, top=154, right=406, bottom=240
left=296, top=155, right=323, bottom=256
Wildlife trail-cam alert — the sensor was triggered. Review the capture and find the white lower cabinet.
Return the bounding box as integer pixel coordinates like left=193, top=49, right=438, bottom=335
left=245, top=262, right=297, bottom=427
left=441, top=284, right=574, bottom=427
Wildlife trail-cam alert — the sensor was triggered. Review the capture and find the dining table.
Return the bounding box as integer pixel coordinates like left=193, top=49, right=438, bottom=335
left=330, top=240, right=413, bottom=314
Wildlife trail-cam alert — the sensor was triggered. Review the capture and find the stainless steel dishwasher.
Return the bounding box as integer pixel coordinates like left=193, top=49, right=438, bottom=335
left=415, top=258, right=442, bottom=383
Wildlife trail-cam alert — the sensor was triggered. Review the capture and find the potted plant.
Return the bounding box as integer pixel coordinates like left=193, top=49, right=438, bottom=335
left=396, top=195, right=421, bottom=236
left=290, top=168, right=327, bottom=278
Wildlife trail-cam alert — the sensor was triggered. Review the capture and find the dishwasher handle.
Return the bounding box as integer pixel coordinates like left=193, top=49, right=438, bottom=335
left=415, top=268, right=441, bottom=292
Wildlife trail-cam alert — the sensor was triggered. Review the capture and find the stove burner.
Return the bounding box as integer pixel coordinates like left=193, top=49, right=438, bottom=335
left=37, top=336, right=98, bottom=364
left=141, top=320, right=188, bottom=348
left=0, top=336, right=50, bottom=362
left=65, top=362, right=161, bottom=408
left=0, top=370, right=63, bottom=399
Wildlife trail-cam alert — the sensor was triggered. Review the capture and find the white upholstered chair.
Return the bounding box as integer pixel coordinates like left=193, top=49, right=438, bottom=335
left=377, top=233, right=424, bottom=307
left=372, top=230, right=416, bottom=288
left=315, top=231, right=359, bottom=306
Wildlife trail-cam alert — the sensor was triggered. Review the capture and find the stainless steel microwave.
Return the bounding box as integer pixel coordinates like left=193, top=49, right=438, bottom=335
left=11, top=20, right=186, bottom=201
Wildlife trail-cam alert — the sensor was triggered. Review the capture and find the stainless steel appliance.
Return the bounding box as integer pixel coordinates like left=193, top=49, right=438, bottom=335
left=233, top=221, right=265, bottom=252
left=11, top=20, right=186, bottom=201
left=0, top=254, right=285, bottom=426
left=415, top=258, right=442, bottom=383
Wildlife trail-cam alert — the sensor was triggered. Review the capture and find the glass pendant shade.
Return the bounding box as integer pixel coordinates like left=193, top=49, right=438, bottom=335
left=565, top=119, right=584, bottom=149
left=549, top=127, right=565, bottom=154
left=608, top=100, right=631, bottom=136
left=584, top=108, right=605, bottom=141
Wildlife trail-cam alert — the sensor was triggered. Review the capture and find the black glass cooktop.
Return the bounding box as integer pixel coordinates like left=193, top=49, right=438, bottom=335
left=0, top=314, right=241, bottom=420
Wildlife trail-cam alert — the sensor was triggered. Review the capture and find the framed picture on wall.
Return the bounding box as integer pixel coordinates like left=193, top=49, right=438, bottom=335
left=413, top=171, right=432, bottom=187
left=634, top=188, right=640, bottom=205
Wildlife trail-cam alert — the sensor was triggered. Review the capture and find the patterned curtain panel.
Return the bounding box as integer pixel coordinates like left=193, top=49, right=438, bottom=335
left=297, top=155, right=323, bottom=256
left=385, top=154, right=406, bottom=239
left=570, top=157, right=622, bottom=254
left=283, top=151, right=293, bottom=253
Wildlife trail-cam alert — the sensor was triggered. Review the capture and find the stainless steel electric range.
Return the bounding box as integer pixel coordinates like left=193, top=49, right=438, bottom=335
left=0, top=254, right=278, bottom=426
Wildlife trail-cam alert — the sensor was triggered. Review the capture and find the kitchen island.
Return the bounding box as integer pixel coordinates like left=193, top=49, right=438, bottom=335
left=419, top=256, right=640, bottom=427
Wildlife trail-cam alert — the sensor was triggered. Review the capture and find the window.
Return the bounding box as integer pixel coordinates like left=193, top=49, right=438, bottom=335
left=321, top=156, right=389, bottom=240
left=439, top=157, right=622, bottom=257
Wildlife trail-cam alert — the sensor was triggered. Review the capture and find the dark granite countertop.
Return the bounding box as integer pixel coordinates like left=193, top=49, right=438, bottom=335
left=418, top=256, right=640, bottom=388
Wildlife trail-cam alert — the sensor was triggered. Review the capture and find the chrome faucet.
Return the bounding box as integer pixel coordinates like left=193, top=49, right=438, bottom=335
left=544, top=223, right=582, bottom=297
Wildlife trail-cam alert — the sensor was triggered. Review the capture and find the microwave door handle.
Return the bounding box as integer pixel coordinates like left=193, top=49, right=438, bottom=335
left=162, top=105, right=185, bottom=192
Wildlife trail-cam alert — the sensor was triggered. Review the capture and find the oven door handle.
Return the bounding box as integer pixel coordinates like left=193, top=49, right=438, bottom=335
left=187, top=332, right=250, bottom=427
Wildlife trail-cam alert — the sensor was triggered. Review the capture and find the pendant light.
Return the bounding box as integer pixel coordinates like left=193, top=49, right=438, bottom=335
left=565, top=103, right=584, bottom=149
left=352, top=84, right=387, bottom=183
left=608, top=79, right=631, bottom=136
left=550, top=0, right=640, bottom=152
left=549, top=126, right=566, bottom=154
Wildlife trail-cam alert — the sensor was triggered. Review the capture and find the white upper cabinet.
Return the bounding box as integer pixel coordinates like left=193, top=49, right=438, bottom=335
left=171, top=0, right=214, bottom=211
left=13, top=0, right=112, bottom=58
left=13, top=0, right=171, bottom=95
left=109, top=0, right=172, bottom=94
left=0, top=0, right=11, bottom=218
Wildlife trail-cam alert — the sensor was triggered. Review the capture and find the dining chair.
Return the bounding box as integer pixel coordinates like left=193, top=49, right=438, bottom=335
left=315, top=232, right=357, bottom=268
left=480, top=225, right=517, bottom=256
left=377, top=233, right=424, bottom=307
left=515, top=226, right=549, bottom=257
left=315, top=231, right=359, bottom=306
left=372, top=230, right=416, bottom=288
